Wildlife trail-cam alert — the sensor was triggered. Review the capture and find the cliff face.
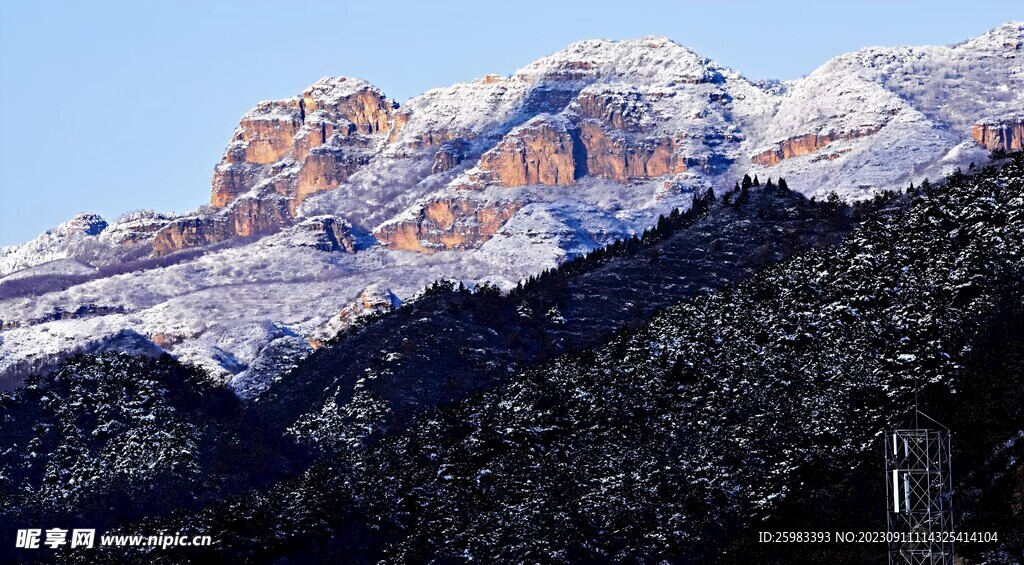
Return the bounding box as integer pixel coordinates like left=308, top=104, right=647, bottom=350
left=577, top=121, right=686, bottom=182
left=221, top=78, right=394, bottom=208
left=573, top=86, right=649, bottom=132
left=152, top=208, right=357, bottom=257
left=751, top=127, right=882, bottom=166
left=473, top=99, right=689, bottom=190
left=431, top=140, right=470, bottom=174
left=236, top=100, right=305, bottom=165
left=971, top=118, right=1024, bottom=151
left=160, top=77, right=396, bottom=255
left=153, top=197, right=291, bottom=255
left=294, top=146, right=373, bottom=208
left=478, top=116, right=577, bottom=187
left=129, top=28, right=1024, bottom=260
left=152, top=216, right=231, bottom=256
left=374, top=198, right=521, bottom=253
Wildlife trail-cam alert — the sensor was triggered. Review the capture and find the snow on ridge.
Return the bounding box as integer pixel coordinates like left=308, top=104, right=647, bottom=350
left=0, top=213, right=108, bottom=277
left=303, top=76, right=383, bottom=105
left=513, top=35, right=720, bottom=85
left=2, top=23, right=1023, bottom=390
left=959, top=21, right=1023, bottom=51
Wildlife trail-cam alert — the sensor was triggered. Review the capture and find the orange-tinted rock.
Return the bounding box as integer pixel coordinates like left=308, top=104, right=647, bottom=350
left=293, top=120, right=342, bottom=162
left=150, top=333, right=181, bottom=348
left=300, top=80, right=392, bottom=134
left=237, top=101, right=304, bottom=165
left=574, top=88, right=647, bottom=132
left=577, top=121, right=686, bottom=182
left=388, top=110, right=410, bottom=144
left=374, top=198, right=521, bottom=253
left=153, top=216, right=231, bottom=256
left=752, top=127, right=881, bottom=166
left=208, top=77, right=395, bottom=212
left=971, top=118, right=1024, bottom=152
left=168, top=78, right=400, bottom=255
left=153, top=197, right=291, bottom=255
left=229, top=197, right=291, bottom=238
left=432, top=140, right=471, bottom=174
left=295, top=146, right=372, bottom=207
left=479, top=116, right=577, bottom=186
left=211, top=163, right=264, bottom=208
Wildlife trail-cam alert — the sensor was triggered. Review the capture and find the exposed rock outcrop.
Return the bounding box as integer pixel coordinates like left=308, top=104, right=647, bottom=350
left=159, top=77, right=397, bottom=255
left=209, top=78, right=394, bottom=212
left=229, top=197, right=292, bottom=238
left=290, top=216, right=358, bottom=253
left=308, top=283, right=401, bottom=347
left=152, top=216, right=229, bottom=256
left=577, top=121, right=687, bottom=182
left=474, top=106, right=688, bottom=191
left=479, top=116, right=577, bottom=187
left=211, top=163, right=265, bottom=209
left=971, top=118, right=1024, bottom=152
left=432, top=140, right=471, bottom=174
left=573, top=86, right=650, bottom=132
left=751, top=127, right=882, bottom=166
left=374, top=198, right=521, bottom=253
left=235, top=100, right=305, bottom=165
left=295, top=146, right=372, bottom=207
left=301, top=80, right=393, bottom=134
left=153, top=196, right=291, bottom=256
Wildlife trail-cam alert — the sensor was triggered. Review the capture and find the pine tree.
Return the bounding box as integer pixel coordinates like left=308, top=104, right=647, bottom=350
left=778, top=178, right=789, bottom=192
left=741, top=175, right=753, bottom=190
left=752, top=174, right=760, bottom=187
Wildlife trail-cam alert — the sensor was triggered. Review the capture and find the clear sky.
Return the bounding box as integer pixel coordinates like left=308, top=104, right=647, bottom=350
left=1, top=1, right=1021, bottom=245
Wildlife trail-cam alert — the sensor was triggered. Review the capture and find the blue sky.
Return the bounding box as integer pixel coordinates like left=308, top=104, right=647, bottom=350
left=1, top=0, right=1020, bottom=245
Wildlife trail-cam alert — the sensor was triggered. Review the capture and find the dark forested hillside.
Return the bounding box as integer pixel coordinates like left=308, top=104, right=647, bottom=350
left=0, top=355, right=296, bottom=530
left=301, top=156, right=1023, bottom=563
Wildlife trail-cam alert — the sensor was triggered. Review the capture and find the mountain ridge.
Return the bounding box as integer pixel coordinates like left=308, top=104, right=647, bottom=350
left=0, top=23, right=1021, bottom=388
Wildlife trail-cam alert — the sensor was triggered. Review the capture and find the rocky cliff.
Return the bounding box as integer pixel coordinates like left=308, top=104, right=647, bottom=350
left=971, top=117, right=1024, bottom=152
left=478, top=115, right=578, bottom=187
left=751, top=127, right=883, bottom=166
left=374, top=198, right=521, bottom=253
left=157, top=77, right=396, bottom=255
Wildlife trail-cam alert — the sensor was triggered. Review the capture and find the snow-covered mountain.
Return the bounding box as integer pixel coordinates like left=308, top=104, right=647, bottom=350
left=1, top=23, right=1021, bottom=388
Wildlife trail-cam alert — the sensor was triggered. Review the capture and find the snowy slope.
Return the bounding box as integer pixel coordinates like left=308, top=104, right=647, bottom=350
left=0, top=213, right=107, bottom=277
left=741, top=22, right=1023, bottom=198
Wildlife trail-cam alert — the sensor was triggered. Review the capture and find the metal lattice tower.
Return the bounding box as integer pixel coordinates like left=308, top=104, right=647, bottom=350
left=884, top=426, right=954, bottom=564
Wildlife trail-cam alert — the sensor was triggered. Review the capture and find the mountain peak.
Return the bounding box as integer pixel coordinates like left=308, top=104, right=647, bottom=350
left=514, top=35, right=719, bottom=86
left=303, top=76, right=384, bottom=106
left=961, top=21, right=1023, bottom=51
left=56, top=213, right=107, bottom=237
